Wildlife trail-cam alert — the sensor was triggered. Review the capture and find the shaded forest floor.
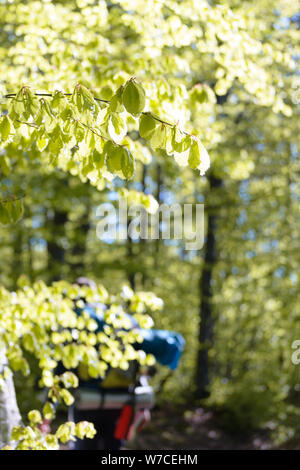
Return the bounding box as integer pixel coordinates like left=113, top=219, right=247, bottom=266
left=127, top=405, right=291, bottom=450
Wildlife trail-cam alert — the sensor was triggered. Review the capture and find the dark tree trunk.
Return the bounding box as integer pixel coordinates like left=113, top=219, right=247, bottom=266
left=195, top=174, right=223, bottom=399
left=155, top=163, right=162, bottom=261
left=12, top=227, right=23, bottom=288
left=127, top=233, right=135, bottom=291
left=140, top=164, right=147, bottom=287
left=47, top=209, right=68, bottom=282
left=69, top=201, right=91, bottom=278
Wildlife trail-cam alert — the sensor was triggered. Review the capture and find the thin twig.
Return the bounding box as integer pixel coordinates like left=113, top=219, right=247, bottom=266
left=0, top=194, right=25, bottom=204
left=4, top=91, right=191, bottom=136
left=78, top=120, right=108, bottom=142
left=4, top=92, right=109, bottom=104
left=16, top=119, right=39, bottom=128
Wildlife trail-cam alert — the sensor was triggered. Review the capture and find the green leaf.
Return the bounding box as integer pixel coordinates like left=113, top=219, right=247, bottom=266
left=172, top=128, right=191, bottom=153
left=51, top=91, right=69, bottom=113
left=60, top=371, right=79, bottom=388
left=43, top=402, right=55, bottom=420
left=191, top=84, right=216, bottom=104
left=188, top=140, right=201, bottom=169
left=80, top=85, right=95, bottom=111
left=48, top=126, right=64, bottom=154
left=0, top=202, right=11, bottom=224
left=42, top=100, right=56, bottom=133
left=56, top=422, right=76, bottom=444
left=24, top=89, right=39, bottom=117
left=42, top=99, right=54, bottom=119
left=0, top=115, right=12, bottom=141
left=93, top=149, right=105, bottom=169
left=188, top=139, right=210, bottom=174
left=109, top=86, right=125, bottom=113
left=60, top=388, right=75, bottom=406
left=101, top=85, right=114, bottom=100
left=150, top=123, right=167, bottom=149
left=139, top=113, right=157, bottom=139
left=74, top=122, right=85, bottom=142
left=105, top=142, right=123, bottom=173
left=28, top=410, right=42, bottom=425
left=11, top=199, right=23, bottom=223
left=122, top=79, right=145, bottom=115
left=36, top=136, right=48, bottom=151
left=108, top=113, right=127, bottom=142
left=0, top=155, right=11, bottom=176
left=75, top=421, right=96, bottom=440
left=10, top=425, right=25, bottom=442
left=42, top=370, right=54, bottom=388
left=12, top=89, right=26, bottom=116
left=121, top=147, right=135, bottom=179
left=0, top=199, right=23, bottom=225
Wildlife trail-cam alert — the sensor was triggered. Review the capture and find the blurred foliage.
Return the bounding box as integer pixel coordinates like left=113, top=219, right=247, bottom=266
left=0, top=0, right=300, bottom=447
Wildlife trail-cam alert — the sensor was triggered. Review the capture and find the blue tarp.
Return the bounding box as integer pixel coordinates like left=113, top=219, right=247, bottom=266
left=77, top=305, right=185, bottom=370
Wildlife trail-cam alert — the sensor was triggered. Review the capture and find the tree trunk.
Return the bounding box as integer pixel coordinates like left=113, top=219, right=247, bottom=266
left=47, top=209, right=68, bottom=282
left=127, top=229, right=136, bottom=290
left=12, top=227, right=23, bottom=288
left=195, top=174, right=222, bottom=399
left=154, top=163, right=162, bottom=265
left=69, top=201, right=91, bottom=278
left=0, top=350, right=21, bottom=448
left=140, top=164, right=148, bottom=287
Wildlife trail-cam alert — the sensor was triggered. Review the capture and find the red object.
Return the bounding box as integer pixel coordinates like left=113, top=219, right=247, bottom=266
left=127, top=409, right=151, bottom=440
left=114, top=404, right=134, bottom=440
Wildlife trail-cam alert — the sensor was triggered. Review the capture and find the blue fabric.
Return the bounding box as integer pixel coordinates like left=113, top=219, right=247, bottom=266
left=138, top=329, right=185, bottom=370
left=77, top=305, right=185, bottom=370
left=75, top=304, right=106, bottom=331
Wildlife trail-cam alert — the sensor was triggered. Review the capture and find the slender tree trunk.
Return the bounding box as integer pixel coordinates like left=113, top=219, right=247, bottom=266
left=12, top=227, right=23, bottom=288
left=47, top=209, right=68, bottom=282
left=140, top=164, right=147, bottom=287
left=70, top=201, right=91, bottom=278
left=0, top=350, right=21, bottom=448
left=127, top=230, right=135, bottom=290
left=195, top=174, right=222, bottom=399
left=154, top=163, right=162, bottom=264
